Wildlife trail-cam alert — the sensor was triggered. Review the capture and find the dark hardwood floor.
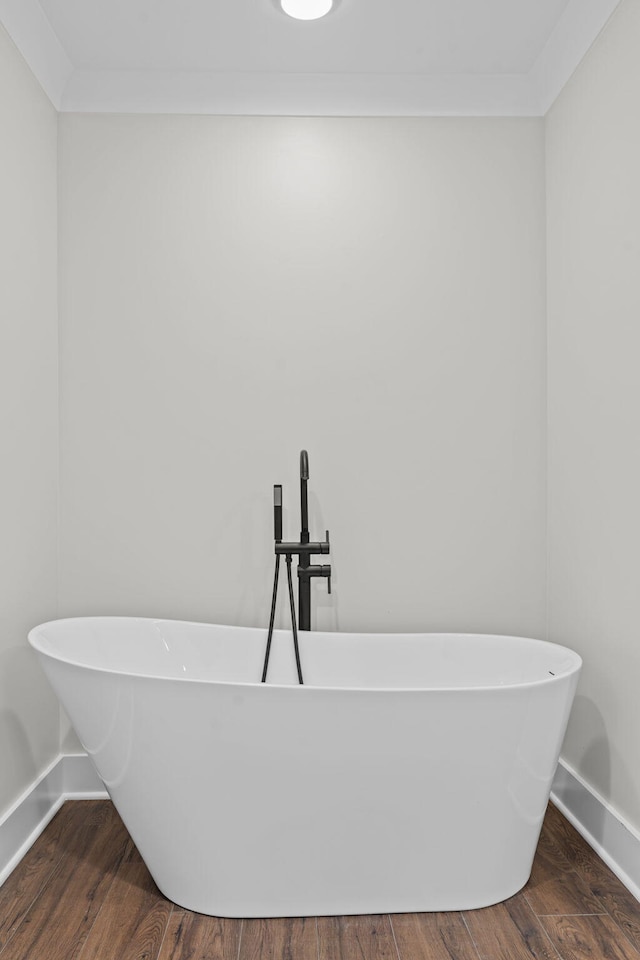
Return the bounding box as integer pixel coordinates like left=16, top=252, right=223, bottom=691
left=0, top=799, right=638, bottom=959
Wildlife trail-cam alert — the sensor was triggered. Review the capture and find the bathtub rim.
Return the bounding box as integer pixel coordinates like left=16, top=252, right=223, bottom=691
left=28, top=616, right=583, bottom=694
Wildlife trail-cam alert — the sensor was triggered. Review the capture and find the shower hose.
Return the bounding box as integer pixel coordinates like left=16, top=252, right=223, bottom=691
left=260, top=553, right=304, bottom=684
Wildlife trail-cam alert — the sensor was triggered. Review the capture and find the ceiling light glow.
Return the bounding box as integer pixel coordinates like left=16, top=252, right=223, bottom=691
left=280, top=0, right=334, bottom=20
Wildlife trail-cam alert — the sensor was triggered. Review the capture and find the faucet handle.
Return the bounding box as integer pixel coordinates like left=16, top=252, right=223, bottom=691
left=324, top=533, right=330, bottom=592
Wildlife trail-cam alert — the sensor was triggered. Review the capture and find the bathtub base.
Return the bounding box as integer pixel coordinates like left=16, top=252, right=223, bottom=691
left=155, top=869, right=534, bottom=919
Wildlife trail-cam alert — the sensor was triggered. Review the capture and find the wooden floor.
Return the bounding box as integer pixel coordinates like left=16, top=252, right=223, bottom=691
left=0, top=801, right=638, bottom=959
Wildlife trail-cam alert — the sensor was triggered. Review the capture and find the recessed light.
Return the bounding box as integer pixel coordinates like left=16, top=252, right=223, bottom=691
left=280, top=0, right=334, bottom=20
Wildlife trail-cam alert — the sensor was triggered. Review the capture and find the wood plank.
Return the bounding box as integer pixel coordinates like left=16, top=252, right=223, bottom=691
left=531, top=820, right=575, bottom=883
left=156, top=909, right=241, bottom=960
left=542, top=804, right=607, bottom=880
left=524, top=873, right=606, bottom=920
left=391, top=912, right=479, bottom=960
left=0, top=801, right=83, bottom=951
left=317, top=915, right=398, bottom=960
left=544, top=804, right=640, bottom=951
left=462, top=893, right=559, bottom=960
left=76, top=838, right=172, bottom=960
left=239, top=917, right=317, bottom=960
left=0, top=802, right=129, bottom=960
left=541, top=914, right=640, bottom=960
left=524, top=833, right=608, bottom=918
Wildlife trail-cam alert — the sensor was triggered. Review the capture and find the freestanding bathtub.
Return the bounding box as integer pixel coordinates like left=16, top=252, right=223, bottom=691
left=28, top=618, right=581, bottom=918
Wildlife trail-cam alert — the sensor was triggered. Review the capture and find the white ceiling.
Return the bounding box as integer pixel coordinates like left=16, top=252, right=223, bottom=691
left=0, top=0, right=623, bottom=115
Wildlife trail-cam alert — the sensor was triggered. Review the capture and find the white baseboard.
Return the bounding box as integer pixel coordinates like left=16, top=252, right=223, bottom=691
left=0, top=753, right=107, bottom=886
left=551, top=757, right=640, bottom=902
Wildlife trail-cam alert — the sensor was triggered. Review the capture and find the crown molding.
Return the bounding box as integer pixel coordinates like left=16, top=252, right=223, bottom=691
left=0, top=0, right=624, bottom=117
left=59, top=70, right=539, bottom=117
left=529, top=0, right=623, bottom=114
left=0, top=0, right=72, bottom=109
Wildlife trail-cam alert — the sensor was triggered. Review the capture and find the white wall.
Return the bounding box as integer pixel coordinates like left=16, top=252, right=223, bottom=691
left=547, top=0, right=640, bottom=835
left=58, top=115, right=546, bottom=641
left=0, top=25, right=59, bottom=816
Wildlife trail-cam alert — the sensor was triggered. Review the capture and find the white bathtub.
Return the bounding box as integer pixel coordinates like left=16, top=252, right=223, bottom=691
left=28, top=617, right=581, bottom=918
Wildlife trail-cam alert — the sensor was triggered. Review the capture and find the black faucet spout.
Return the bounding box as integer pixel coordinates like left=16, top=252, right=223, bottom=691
left=275, top=540, right=330, bottom=557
